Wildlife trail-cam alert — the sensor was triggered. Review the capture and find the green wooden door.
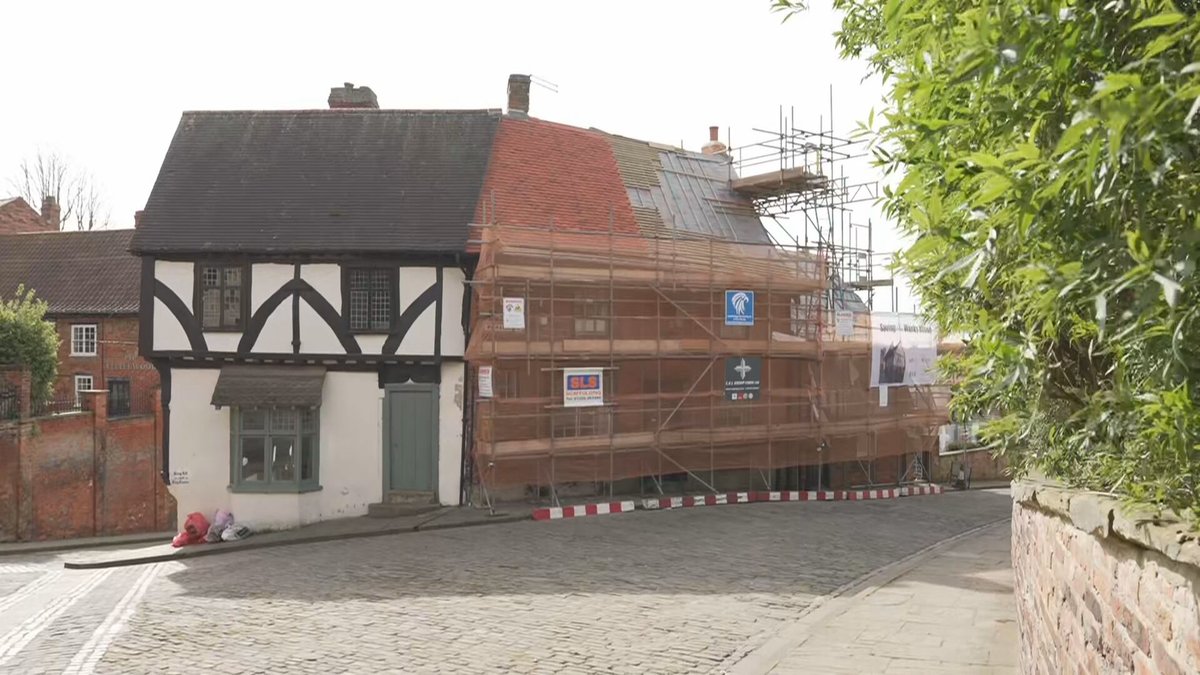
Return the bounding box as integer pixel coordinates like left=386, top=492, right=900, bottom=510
left=386, top=386, right=438, bottom=493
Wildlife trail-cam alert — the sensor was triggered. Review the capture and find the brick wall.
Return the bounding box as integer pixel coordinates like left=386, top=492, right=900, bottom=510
left=0, top=388, right=174, bottom=541
left=934, top=447, right=1008, bottom=484
left=1012, top=482, right=1200, bottom=674
left=52, top=315, right=158, bottom=413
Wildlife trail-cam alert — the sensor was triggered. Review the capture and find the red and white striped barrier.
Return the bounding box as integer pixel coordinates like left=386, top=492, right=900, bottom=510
left=531, top=500, right=636, bottom=521
left=641, top=492, right=751, bottom=511
left=532, top=484, right=944, bottom=521
left=903, top=484, right=943, bottom=496
left=754, top=490, right=825, bottom=502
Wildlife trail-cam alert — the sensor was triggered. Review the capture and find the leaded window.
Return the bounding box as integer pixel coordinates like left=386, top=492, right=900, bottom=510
left=198, top=264, right=247, bottom=331
left=345, top=268, right=395, bottom=332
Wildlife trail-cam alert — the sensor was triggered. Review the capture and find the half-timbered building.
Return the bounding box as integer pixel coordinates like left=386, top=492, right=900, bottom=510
left=133, top=88, right=498, bottom=528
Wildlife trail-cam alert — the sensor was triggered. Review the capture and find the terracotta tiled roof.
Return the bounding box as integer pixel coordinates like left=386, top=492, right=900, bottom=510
left=0, top=229, right=140, bottom=315
left=0, top=196, right=50, bottom=235
left=475, top=117, right=641, bottom=238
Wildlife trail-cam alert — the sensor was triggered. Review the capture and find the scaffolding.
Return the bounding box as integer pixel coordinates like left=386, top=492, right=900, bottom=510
left=465, top=102, right=950, bottom=506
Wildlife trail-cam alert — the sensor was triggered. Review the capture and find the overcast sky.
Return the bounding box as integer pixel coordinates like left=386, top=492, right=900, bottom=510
left=0, top=0, right=916, bottom=310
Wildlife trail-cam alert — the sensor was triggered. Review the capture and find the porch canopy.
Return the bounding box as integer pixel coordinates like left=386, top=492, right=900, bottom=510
left=211, top=366, right=326, bottom=408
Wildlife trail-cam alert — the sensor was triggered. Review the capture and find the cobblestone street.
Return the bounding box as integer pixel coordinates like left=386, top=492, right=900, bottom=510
left=0, top=490, right=1011, bottom=674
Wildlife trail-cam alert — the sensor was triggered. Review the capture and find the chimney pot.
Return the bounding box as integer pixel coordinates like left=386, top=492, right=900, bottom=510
left=702, top=126, right=727, bottom=156
left=507, top=74, right=531, bottom=116
left=328, top=83, right=379, bottom=109
left=41, top=196, right=60, bottom=230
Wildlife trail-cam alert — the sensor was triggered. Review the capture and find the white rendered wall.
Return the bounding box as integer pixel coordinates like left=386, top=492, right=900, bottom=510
left=355, top=335, right=387, bottom=355
left=438, top=361, right=465, bottom=505
left=167, top=368, right=385, bottom=530
left=298, top=264, right=345, bottom=354
left=156, top=261, right=193, bottom=305
left=250, top=264, right=294, bottom=312
left=398, top=267, right=436, bottom=355
left=301, top=264, right=340, bottom=302
left=153, top=298, right=189, bottom=351
left=153, top=261, right=194, bottom=352
left=204, top=333, right=242, bottom=352
left=441, top=268, right=466, bottom=357
left=297, top=302, right=343, bottom=354
left=253, top=304, right=293, bottom=353
left=311, top=372, right=384, bottom=520
left=166, top=368, right=231, bottom=528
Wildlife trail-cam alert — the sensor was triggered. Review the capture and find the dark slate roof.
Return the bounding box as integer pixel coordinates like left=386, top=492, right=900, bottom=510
left=0, top=229, right=140, bottom=315
left=211, top=366, right=326, bottom=408
left=132, top=109, right=502, bottom=255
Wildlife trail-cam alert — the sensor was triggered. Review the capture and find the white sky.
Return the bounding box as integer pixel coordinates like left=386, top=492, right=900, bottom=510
left=0, top=0, right=916, bottom=310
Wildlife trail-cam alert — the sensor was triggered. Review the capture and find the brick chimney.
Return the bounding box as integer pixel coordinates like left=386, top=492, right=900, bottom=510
left=507, top=74, right=531, bottom=116
left=41, top=196, right=60, bottom=230
left=134, top=210, right=145, bottom=229
left=702, top=126, right=727, bottom=156
left=328, top=83, right=378, bottom=109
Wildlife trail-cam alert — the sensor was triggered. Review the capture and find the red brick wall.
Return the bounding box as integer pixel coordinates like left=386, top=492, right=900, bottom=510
left=933, top=447, right=1008, bottom=484
left=21, top=411, right=97, bottom=539
left=0, top=198, right=51, bottom=235
left=52, top=316, right=158, bottom=411
left=0, top=390, right=174, bottom=542
left=100, top=414, right=173, bottom=534
left=1013, top=489, right=1200, bottom=674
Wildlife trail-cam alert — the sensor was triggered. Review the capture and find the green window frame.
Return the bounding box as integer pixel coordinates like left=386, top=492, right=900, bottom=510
left=230, top=406, right=321, bottom=493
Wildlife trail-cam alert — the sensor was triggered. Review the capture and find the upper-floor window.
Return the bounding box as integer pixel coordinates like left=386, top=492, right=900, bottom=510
left=344, top=267, right=396, bottom=333
left=197, top=264, right=248, bottom=331
left=573, top=297, right=610, bottom=337
left=71, top=324, right=97, bottom=356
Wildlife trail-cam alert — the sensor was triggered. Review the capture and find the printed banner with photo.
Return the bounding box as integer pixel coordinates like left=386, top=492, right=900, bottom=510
left=870, top=312, right=937, bottom=387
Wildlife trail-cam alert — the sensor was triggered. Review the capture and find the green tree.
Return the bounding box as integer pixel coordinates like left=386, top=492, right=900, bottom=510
left=777, top=1, right=1200, bottom=518
left=0, top=287, right=59, bottom=401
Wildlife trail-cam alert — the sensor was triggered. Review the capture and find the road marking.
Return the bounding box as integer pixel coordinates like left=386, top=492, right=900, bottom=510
left=0, top=569, right=113, bottom=666
left=0, top=570, right=63, bottom=614
left=0, top=564, right=51, bottom=575
left=63, top=563, right=163, bottom=675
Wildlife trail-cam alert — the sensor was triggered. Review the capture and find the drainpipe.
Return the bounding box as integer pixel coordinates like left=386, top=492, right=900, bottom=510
left=458, top=258, right=474, bottom=506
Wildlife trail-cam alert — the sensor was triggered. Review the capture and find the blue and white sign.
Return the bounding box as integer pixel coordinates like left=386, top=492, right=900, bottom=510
left=725, top=290, right=755, bottom=326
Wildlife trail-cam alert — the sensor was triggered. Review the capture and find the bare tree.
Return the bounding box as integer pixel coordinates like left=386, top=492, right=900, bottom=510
left=9, top=150, right=110, bottom=230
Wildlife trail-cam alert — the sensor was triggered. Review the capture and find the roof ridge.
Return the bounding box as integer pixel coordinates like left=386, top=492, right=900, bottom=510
left=182, top=108, right=503, bottom=116
left=0, top=228, right=134, bottom=239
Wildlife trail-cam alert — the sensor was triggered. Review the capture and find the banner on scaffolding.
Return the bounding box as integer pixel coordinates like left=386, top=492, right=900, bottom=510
left=563, top=368, right=604, bottom=407
left=724, top=356, right=761, bottom=401
left=478, top=366, right=494, bottom=399
left=502, top=297, right=525, bottom=329
left=724, top=290, right=754, bottom=326
left=870, top=312, right=937, bottom=387
left=835, top=310, right=855, bottom=338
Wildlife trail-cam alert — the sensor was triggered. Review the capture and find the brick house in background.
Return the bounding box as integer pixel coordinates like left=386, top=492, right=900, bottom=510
left=0, top=195, right=58, bottom=234
left=0, top=229, right=158, bottom=416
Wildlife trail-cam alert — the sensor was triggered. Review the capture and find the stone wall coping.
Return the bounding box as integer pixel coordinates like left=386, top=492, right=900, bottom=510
left=937, top=446, right=990, bottom=457
left=1013, top=478, right=1200, bottom=569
